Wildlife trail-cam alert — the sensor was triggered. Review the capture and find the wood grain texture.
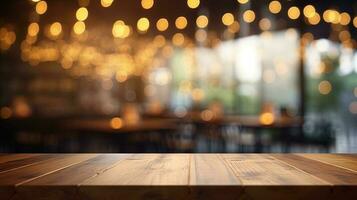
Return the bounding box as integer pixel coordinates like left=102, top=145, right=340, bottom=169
left=12, top=154, right=131, bottom=200
left=0, top=154, right=41, bottom=164
left=80, top=154, right=191, bottom=200
left=299, top=154, right=357, bottom=172
left=82, top=154, right=190, bottom=185
left=272, top=154, right=357, bottom=185
left=0, top=154, right=97, bottom=185
left=0, top=154, right=55, bottom=173
left=24, top=154, right=130, bottom=185
left=0, top=154, right=355, bottom=200
left=189, top=154, right=240, bottom=185
left=223, top=154, right=327, bottom=185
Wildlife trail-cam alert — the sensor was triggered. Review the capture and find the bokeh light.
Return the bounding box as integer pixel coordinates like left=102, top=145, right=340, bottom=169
left=222, top=13, right=234, bottom=26
left=28, top=23, right=40, bottom=36
left=269, top=1, right=281, bottom=14
left=50, top=22, right=62, bottom=37
left=172, top=33, right=185, bottom=46
left=141, top=0, right=154, bottom=10
left=187, top=0, right=200, bottom=9
left=318, top=80, right=332, bottom=95
left=175, top=16, right=188, bottom=29
left=110, top=117, right=123, bottom=129
left=101, top=0, right=114, bottom=7
left=303, top=5, right=316, bottom=18
left=196, top=15, right=209, bottom=28
left=237, top=0, right=249, bottom=4
left=288, top=6, right=300, bottom=20
left=137, top=17, right=150, bottom=32
left=156, top=18, right=169, bottom=32
left=243, top=10, right=255, bottom=23
left=73, top=21, right=86, bottom=35
left=76, top=7, right=88, bottom=21
left=35, top=1, right=47, bottom=15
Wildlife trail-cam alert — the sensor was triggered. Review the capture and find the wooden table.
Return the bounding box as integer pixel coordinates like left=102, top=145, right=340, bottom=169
left=0, top=154, right=356, bottom=200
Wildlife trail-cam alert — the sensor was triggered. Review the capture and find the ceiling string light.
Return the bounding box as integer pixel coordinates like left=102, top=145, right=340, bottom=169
left=18, top=0, right=357, bottom=50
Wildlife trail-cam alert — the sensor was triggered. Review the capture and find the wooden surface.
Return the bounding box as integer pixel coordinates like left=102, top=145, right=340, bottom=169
left=0, top=154, right=356, bottom=200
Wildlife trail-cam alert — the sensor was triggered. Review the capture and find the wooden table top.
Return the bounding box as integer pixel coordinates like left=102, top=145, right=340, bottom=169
left=0, top=154, right=356, bottom=200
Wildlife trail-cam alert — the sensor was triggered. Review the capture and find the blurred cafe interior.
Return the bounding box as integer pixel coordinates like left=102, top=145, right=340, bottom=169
left=0, top=0, right=356, bottom=153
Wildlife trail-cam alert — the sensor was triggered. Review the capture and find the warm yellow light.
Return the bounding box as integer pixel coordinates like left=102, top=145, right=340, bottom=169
left=339, top=30, right=350, bottom=42
left=32, top=0, right=41, bottom=2
left=192, top=88, right=204, bottom=102
left=187, top=0, right=200, bottom=9
left=323, top=10, right=340, bottom=23
left=318, top=80, right=332, bottom=95
left=222, top=13, right=234, bottom=26
left=260, top=112, right=275, bottom=125
left=116, top=71, right=128, bottom=82
left=201, top=109, right=214, bottom=121
left=73, top=21, right=86, bottom=35
left=156, top=18, right=169, bottom=32
left=196, top=15, right=209, bottom=28
left=303, top=5, right=316, bottom=18
left=228, top=21, right=240, bottom=33
left=259, top=18, right=271, bottom=31
left=172, top=33, right=185, bottom=46
left=340, top=12, right=351, bottom=25
left=237, top=0, right=249, bottom=4
left=101, top=0, right=114, bottom=7
left=35, top=1, right=47, bottom=15
left=288, top=6, right=300, bottom=20
left=141, top=0, right=154, bottom=9
left=308, top=13, right=320, bottom=25
left=137, top=17, right=150, bottom=32
left=50, top=22, right=62, bottom=37
left=0, top=107, right=12, bottom=119
left=154, top=35, right=166, bottom=47
left=0, top=29, right=16, bottom=50
left=76, top=7, right=88, bottom=21
left=175, top=16, right=188, bottom=29
left=269, top=1, right=281, bottom=14
left=112, top=20, right=130, bottom=38
left=243, top=10, right=255, bottom=23
left=28, top=22, right=39, bottom=36
left=354, top=17, right=357, bottom=28
left=110, top=117, right=123, bottom=129
left=113, top=20, right=125, bottom=26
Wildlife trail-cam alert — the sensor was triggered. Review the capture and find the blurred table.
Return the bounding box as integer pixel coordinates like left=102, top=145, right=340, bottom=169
left=60, top=118, right=178, bottom=133
left=181, top=113, right=302, bottom=128
left=0, top=154, right=356, bottom=200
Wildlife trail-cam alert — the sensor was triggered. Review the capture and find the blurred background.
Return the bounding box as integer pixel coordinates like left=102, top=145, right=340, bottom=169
left=0, top=0, right=356, bottom=153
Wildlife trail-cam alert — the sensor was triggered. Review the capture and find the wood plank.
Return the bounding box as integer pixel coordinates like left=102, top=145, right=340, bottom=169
left=0, top=154, right=97, bottom=185
left=189, top=154, right=243, bottom=200
left=0, top=154, right=42, bottom=164
left=80, top=154, right=191, bottom=200
left=82, top=154, right=190, bottom=185
left=299, top=154, right=357, bottom=172
left=189, top=154, right=240, bottom=185
left=223, top=154, right=327, bottom=185
left=0, top=154, right=356, bottom=200
left=222, top=154, right=332, bottom=200
left=0, top=154, right=91, bottom=200
left=24, top=154, right=130, bottom=185
left=272, top=154, right=357, bottom=185
left=12, top=154, right=131, bottom=200
left=0, top=154, right=55, bottom=173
